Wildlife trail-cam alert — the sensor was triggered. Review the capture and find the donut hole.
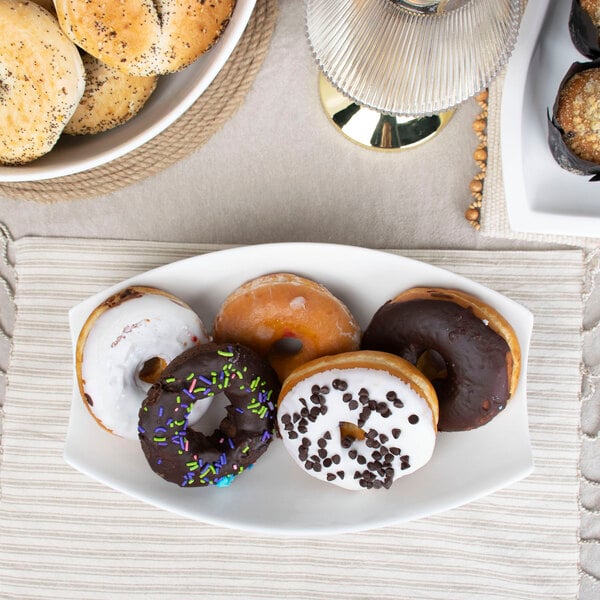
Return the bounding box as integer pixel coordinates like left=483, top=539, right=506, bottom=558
left=270, top=336, right=303, bottom=356
left=138, top=356, right=167, bottom=385
left=416, top=349, right=448, bottom=382
left=339, top=421, right=366, bottom=444
left=186, top=392, right=228, bottom=435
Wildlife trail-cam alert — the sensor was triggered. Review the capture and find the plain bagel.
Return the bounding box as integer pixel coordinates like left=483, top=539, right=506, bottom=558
left=54, top=0, right=237, bottom=76
left=0, top=0, right=85, bottom=165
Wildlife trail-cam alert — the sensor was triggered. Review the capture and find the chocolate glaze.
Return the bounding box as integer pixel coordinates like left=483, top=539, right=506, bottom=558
left=361, top=299, right=511, bottom=431
left=138, top=343, right=280, bottom=487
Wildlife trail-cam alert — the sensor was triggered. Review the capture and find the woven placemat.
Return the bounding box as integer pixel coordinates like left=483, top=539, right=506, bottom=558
left=0, top=0, right=278, bottom=203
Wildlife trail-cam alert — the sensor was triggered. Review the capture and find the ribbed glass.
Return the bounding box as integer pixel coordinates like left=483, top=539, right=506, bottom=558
left=306, top=0, right=522, bottom=115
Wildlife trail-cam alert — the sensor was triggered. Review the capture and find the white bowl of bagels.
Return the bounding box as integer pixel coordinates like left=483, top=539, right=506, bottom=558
left=0, top=0, right=256, bottom=182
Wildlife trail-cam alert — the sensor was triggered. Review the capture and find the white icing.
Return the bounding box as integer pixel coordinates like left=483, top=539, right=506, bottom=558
left=81, top=293, right=209, bottom=439
left=277, top=367, right=436, bottom=491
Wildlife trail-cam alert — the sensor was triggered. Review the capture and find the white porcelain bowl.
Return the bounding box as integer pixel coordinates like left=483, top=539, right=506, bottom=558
left=0, top=0, right=256, bottom=183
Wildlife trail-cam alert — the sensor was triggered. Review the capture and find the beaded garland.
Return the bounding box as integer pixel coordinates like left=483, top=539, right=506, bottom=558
left=138, top=343, right=280, bottom=487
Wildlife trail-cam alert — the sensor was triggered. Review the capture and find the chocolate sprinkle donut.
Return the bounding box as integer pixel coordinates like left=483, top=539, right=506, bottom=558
left=138, top=343, right=280, bottom=487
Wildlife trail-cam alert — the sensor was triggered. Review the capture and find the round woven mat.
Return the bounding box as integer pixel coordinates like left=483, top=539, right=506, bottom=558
left=0, top=0, right=278, bottom=202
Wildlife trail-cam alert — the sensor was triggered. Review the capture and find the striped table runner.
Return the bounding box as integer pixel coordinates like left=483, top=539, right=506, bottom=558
left=0, top=239, right=585, bottom=599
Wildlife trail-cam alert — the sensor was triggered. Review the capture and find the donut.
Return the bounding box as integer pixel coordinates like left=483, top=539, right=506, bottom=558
left=138, top=342, right=280, bottom=487
left=361, top=287, right=521, bottom=431
left=213, top=273, right=361, bottom=381
left=277, top=351, right=439, bottom=491
left=0, top=0, right=85, bottom=165
left=76, top=286, right=209, bottom=440
left=64, top=53, right=158, bottom=136
left=54, top=0, right=236, bottom=76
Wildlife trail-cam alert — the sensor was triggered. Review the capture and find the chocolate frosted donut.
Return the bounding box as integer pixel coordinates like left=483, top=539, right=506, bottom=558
left=139, top=343, right=280, bottom=487
left=361, top=288, right=521, bottom=431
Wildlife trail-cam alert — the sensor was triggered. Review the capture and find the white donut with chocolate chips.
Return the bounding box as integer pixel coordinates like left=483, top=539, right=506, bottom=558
left=277, top=351, right=439, bottom=490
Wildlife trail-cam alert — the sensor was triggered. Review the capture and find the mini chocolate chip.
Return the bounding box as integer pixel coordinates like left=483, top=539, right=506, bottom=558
left=332, top=379, right=348, bottom=391
left=354, top=471, right=362, bottom=479
left=331, top=454, right=341, bottom=464
left=359, top=479, right=367, bottom=487
left=85, top=393, right=93, bottom=406
left=293, top=412, right=301, bottom=423
left=300, top=407, right=309, bottom=417
left=310, top=394, right=321, bottom=405
left=393, top=399, right=404, bottom=408
left=305, top=460, right=314, bottom=470
left=337, top=471, right=345, bottom=479
left=327, top=473, right=336, bottom=481
left=401, top=462, right=410, bottom=470
left=383, top=478, right=393, bottom=489
left=281, top=413, right=291, bottom=424
left=366, top=429, right=378, bottom=439
left=357, top=455, right=366, bottom=465
left=348, top=400, right=359, bottom=411
left=298, top=425, right=308, bottom=434
left=342, top=393, right=353, bottom=403
left=320, top=386, right=330, bottom=395
left=284, top=423, right=293, bottom=431
left=311, top=385, right=320, bottom=394
left=368, top=400, right=377, bottom=410
left=318, top=438, right=327, bottom=448
left=299, top=448, right=308, bottom=461
left=377, top=402, right=387, bottom=413
left=341, top=435, right=353, bottom=449
left=302, top=437, right=311, bottom=447
left=323, top=458, right=332, bottom=467
left=386, top=391, right=397, bottom=401
left=379, top=433, right=389, bottom=444
left=392, top=428, right=401, bottom=439
left=324, top=431, right=332, bottom=440
left=408, top=414, right=419, bottom=424
left=313, top=462, right=322, bottom=472
left=390, top=447, right=401, bottom=455
left=372, top=450, right=382, bottom=460
left=288, top=431, right=298, bottom=439
left=318, top=448, right=327, bottom=459
left=373, top=480, right=383, bottom=489
left=299, top=397, right=308, bottom=408
left=348, top=449, right=358, bottom=459
left=320, top=405, right=328, bottom=415
left=310, top=454, right=320, bottom=462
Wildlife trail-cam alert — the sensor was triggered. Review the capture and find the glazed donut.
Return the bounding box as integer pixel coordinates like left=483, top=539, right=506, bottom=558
left=213, top=273, right=361, bottom=381
left=138, top=342, right=280, bottom=487
left=361, top=287, right=521, bottom=431
left=277, top=351, right=438, bottom=490
left=76, top=286, right=209, bottom=440
left=64, top=53, right=158, bottom=136
left=54, top=0, right=236, bottom=76
left=0, top=0, right=85, bottom=165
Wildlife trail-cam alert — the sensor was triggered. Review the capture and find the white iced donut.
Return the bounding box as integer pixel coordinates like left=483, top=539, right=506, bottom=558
left=75, top=286, right=210, bottom=440
left=277, top=351, right=439, bottom=491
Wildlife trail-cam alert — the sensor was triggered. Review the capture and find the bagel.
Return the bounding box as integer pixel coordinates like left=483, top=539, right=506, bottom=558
left=54, top=0, right=237, bottom=76
left=0, top=0, right=85, bottom=165
left=64, top=52, right=158, bottom=135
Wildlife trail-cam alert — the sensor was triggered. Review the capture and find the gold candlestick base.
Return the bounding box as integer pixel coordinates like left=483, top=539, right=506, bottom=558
left=319, top=74, right=454, bottom=151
